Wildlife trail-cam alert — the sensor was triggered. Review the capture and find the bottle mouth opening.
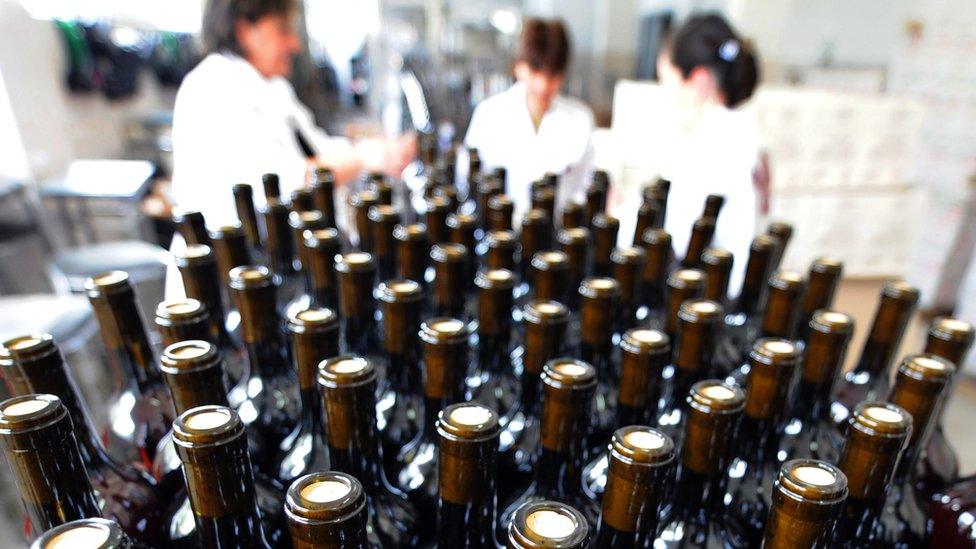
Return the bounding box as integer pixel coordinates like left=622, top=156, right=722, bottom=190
left=86, top=270, right=130, bottom=293
left=0, top=333, right=54, bottom=360
left=0, top=394, right=64, bottom=432
left=778, top=459, right=848, bottom=503
left=180, top=244, right=212, bottom=260
left=43, top=521, right=113, bottom=549
left=511, top=501, right=589, bottom=545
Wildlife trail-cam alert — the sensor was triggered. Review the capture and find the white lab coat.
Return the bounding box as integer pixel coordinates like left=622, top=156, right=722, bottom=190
left=659, top=104, right=760, bottom=295
left=464, top=82, right=595, bottom=222
left=170, top=52, right=351, bottom=227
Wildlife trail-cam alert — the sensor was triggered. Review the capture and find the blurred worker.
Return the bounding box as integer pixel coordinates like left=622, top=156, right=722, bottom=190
left=465, top=18, right=594, bottom=221
left=171, top=0, right=414, bottom=227
left=655, top=13, right=762, bottom=293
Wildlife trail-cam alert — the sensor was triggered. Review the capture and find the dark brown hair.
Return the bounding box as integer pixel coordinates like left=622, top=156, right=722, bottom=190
left=517, top=18, right=571, bottom=76
left=663, top=13, right=759, bottom=108
left=202, top=0, right=297, bottom=55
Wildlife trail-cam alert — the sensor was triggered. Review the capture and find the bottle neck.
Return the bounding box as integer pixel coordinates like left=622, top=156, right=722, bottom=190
left=245, top=334, right=291, bottom=380
left=478, top=331, right=511, bottom=375
left=518, top=372, right=542, bottom=413
left=327, top=390, right=386, bottom=492
left=792, top=379, right=831, bottom=423
left=533, top=447, right=586, bottom=497
left=736, top=414, right=782, bottom=466
left=344, top=313, right=378, bottom=357
left=673, top=465, right=728, bottom=518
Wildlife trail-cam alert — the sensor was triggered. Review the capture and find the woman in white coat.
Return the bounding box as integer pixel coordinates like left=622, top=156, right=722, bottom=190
left=464, top=18, right=595, bottom=222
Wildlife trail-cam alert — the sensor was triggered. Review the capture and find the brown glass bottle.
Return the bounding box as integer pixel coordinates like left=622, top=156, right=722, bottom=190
left=228, top=265, right=300, bottom=470
left=639, top=228, right=672, bottom=324
left=778, top=311, right=854, bottom=463
left=654, top=380, right=745, bottom=547
left=583, top=328, right=670, bottom=500
left=489, top=194, right=515, bottom=232
left=765, top=221, right=793, bottom=272
left=795, top=257, right=843, bottom=342
left=633, top=201, right=659, bottom=247
left=0, top=394, right=100, bottom=541
left=369, top=172, right=394, bottom=206
left=592, top=214, right=620, bottom=277
left=318, top=356, right=420, bottom=547
left=561, top=200, right=584, bottom=230
left=395, top=318, right=470, bottom=534
left=475, top=175, right=503, bottom=230
left=431, top=243, right=471, bottom=319
left=831, top=401, right=912, bottom=547
left=656, top=300, right=724, bottom=445
left=595, top=426, right=676, bottom=548
left=531, top=250, right=570, bottom=305
left=919, top=316, right=974, bottom=498
left=0, top=338, right=163, bottom=545
left=532, top=185, right=557, bottom=225
left=175, top=209, right=211, bottom=247
left=761, top=459, right=848, bottom=549
left=289, top=211, right=328, bottom=277
left=277, top=307, right=339, bottom=485
left=486, top=230, right=519, bottom=273
left=335, top=253, right=380, bottom=357
left=300, top=228, right=342, bottom=311
left=376, top=279, right=425, bottom=467
left=725, top=235, right=776, bottom=357
left=470, top=269, right=518, bottom=414
left=312, top=167, right=338, bottom=228
left=437, top=403, right=500, bottom=549
left=506, top=500, right=590, bottom=549
left=723, top=339, right=801, bottom=547
left=701, top=247, right=733, bottom=305
left=643, top=178, right=670, bottom=229
left=833, top=281, right=919, bottom=422
left=701, top=194, right=725, bottom=222
left=611, top=246, right=647, bottom=329
left=291, top=188, right=314, bottom=213
left=349, top=189, right=380, bottom=253
left=498, top=301, right=570, bottom=501
left=585, top=172, right=610, bottom=225
left=449, top=212, right=479, bottom=280
left=557, top=227, right=591, bottom=311
left=286, top=471, right=368, bottom=549
left=31, top=517, right=135, bottom=549
left=520, top=209, right=553, bottom=284
left=578, top=277, right=622, bottom=450
left=681, top=217, right=716, bottom=269
left=173, top=405, right=286, bottom=547
left=261, top=179, right=298, bottom=287
left=496, top=359, right=601, bottom=545
left=368, top=204, right=402, bottom=281
left=210, top=223, right=252, bottom=289
left=232, top=183, right=262, bottom=253
left=85, top=271, right=174, bottom=468
left=395, top=223, right=430, bottom=289
left=728, top=270, right=805, bottom=383
left=425, top=195, right=452, bottom=246
left=662, top=268, right=705, bottom=341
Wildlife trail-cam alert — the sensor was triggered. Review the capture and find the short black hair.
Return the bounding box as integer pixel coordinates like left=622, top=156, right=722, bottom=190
left=202, top=0, right=297, bottom=56
left=517, top=18, right=571, bottom=76
left=663, top=13, right=759, bottom=108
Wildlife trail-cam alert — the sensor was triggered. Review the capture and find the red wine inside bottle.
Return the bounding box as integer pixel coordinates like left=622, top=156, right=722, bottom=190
left=0, top=394, right=100, bottom=541
left=762, top=459, right=848, bottom=549
left=285, top=471, right=368, bottom=549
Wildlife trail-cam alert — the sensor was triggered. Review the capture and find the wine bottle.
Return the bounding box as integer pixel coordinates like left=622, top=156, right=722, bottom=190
left=173, top=244, right=247, bottom=388
left=496, top=359, right=601, bottom=544
left=369, top=173, right=394, bottom=206
left=368, top=204, right=402, bottom=281
left=349, top=189, right=380, bottom=253
left=643, top=178, right=670, bottom=229
left=210, top=222, right=252, bottom=290
left=437, top=403, right=500, bottom=549
left=638, top=228, right=672, bottom=324
left=376, top=279, right=425, bottom=468
left=585, top=172, right=609, bottom=227
left=578, top=277, right=622, bottom=451
left=312, top=167, right=338, bottom=229
left=31, top=518, right=134, bottom=549
left=681, top=216, right=716, bottom=269
left=532, top=185, right=557, bottom=227
left=489, top=194, right=515, bottom=232
left=520, top=209, right=553, bottom=285
left=831, top=401, right=912, bottom=547
left=277, top=307, right=339, bottom=484
left=291, top=188, right=314, bottom=213
left=725, top=235, right=776, bottom=360
left=561, top=200, right=584, bottom=230
left=0, top=394, right=100, bottom=541
left=85, top=271, right=175, bottom=467
left=475, top=175, right=502, bottom=231
left=557, top=227, right=591, bottom=311
left=595, top=426, right=675, bottom=548
left=531, top=250, right=569, bottom=306
left=918, top=316, right=974, bottom=498
left=175, top=209, right=211, bottom=247
left=778, top=311, right=854, bottom=463
left=154, top=299, right=210, bottom=346
left=583, top=328, right=669, bottom=500
left=654, top=380, right=745, bottom=547
left=228, top=265, right=300, bottom=470
left=431, top=243, right=471, bottom=320
left=425, top=195, right=452, bottom=247
left=172, top=405, right=287, bottom=547
left=833, top=281, right=919, bottom=423
left=765, top=221, right=794, bottom=272
left=662, top=268, right=705, bottom=342
left=449, top=212, right=479, bottom=281
left=290, top=210, right=328, bottom=273
left=335, top=253, right=380, bottom=358
left=485, top=230, right=519, bottom=273
left=470, top=269, right=518, bottom=414
left=656, top=300, right=725, bottom=444
left=285, top=471, right=368, bottom=549
left=611, top=246, right=647, bottom=329
left=506, top=501, right=590, bottom=549
left=498, top=300, right=569, bottom=501
left=701, top=194, right=725, bottom=222
left=434, top=181, right=459, bottom=213
left=232, top=183, right=262, bottom=253
left=0, top=337, right=163, bottom=544
left=761, top=459, right=848, bottom=548
left=395, top=223, right=430, bottom=290
left=299, top=228, right=342, bottom=311
left=261, top=177, right=298, bottom=291
left=632, top=201, right=659, bottom=247
left=319, top=356, right=420, bottom=547
left=591, top=214, right=620, bottom=277
left=701, top=247, right=733, bottom=305
left=794, top=257, right=843, bottom=342
left=723, top=338, right=801, bottom=547
left=396, top=318, right=470, bottom=533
